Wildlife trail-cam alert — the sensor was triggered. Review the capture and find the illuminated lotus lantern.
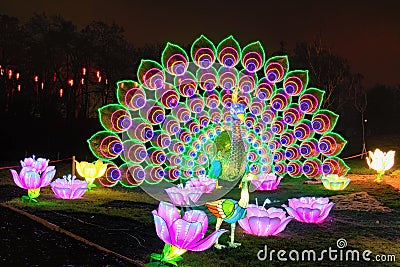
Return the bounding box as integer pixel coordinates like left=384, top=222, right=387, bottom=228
left=75, top=160, right=107, bottom=190
left=165, top=183, right=204, bottom=206
left=238, top=204, right=293, bottom=236
left=150, top=202, right=227, bottom=266
left=10, top=156, right=56, bottom=202
left=186, top=175, right=216, bottom=193
left=321, top=174, right=351, bottom=191
left=366, top=149, right=395, bottom=182
left=251, top=173, right=282, bottom=191
left=282, top=197, right=334, bottom=224
left=51, top=174, right=88, bottom=199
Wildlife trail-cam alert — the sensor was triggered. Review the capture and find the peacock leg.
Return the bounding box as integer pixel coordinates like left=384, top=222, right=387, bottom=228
left=227, top=223, right=241, bottom=248
left=215, top=180, right=222, bottom=189
left=214, top=218, right=226, bottom=249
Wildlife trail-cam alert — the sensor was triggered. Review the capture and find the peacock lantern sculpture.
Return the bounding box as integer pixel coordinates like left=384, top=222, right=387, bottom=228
left=88, top=35, right=349, bottom=203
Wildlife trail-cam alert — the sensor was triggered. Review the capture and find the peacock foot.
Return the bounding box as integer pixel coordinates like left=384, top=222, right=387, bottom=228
left=214, top=243, right=226, bottom=249
left=227, top=242, right=241, bottom=248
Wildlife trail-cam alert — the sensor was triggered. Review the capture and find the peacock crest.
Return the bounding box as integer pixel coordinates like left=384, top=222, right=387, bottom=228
left=88, top=35, right=349, bottom=201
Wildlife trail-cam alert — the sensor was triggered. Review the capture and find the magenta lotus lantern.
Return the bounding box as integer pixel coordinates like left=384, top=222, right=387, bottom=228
left=238, top=203, right=293, bottom=236
left=150, top=201, right=227, bottom=266
left=186, top=175, right=216, bottom=193
left=282, top=197, right=334, bottom=224
left=251, top=173, right=282, bottom=191
left=51, top=174, right=88, bottom=199
left=165, top=184, right=204, bottom=206
left=10, top=156, right=56, bottom=202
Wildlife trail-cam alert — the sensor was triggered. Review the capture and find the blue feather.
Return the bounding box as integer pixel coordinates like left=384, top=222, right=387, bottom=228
left=208, top=159, right=222, bottom=178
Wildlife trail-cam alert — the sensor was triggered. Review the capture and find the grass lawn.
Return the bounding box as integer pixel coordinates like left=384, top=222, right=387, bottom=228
left=1, top=134, right=399, bottom=266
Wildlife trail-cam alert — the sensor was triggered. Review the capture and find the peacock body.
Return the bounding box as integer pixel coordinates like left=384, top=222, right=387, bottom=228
left=205, top=173, right=255, bottom=248
left=88, top=35, right=349, bottom=194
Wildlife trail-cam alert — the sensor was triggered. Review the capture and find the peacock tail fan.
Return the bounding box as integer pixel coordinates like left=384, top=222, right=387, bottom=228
left=88, top=35, right=349, bottom=197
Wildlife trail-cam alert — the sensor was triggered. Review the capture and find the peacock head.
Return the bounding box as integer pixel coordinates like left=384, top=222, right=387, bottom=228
left=230, top=103, right=245, bottom=122
left=242, top=173, right=257, bottom=182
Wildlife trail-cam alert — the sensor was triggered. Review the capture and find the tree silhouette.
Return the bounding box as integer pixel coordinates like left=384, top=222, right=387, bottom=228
left=0, top=14, right=136, bottom=119
left=350, top=73, right=367, bottom=157
left=292, top=33, right=352, bottom=111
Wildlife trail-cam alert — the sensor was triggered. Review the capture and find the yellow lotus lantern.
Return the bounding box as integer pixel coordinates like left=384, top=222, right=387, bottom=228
left=321, top=174, right=351, bottom=191
left=366, top=149, right=395, bottom=182
left=75, top=160, right=107, bottom=189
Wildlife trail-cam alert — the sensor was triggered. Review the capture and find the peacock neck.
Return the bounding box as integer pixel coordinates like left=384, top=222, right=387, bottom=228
left=238, top=180, right=250, bottom=208
left=221, top=118, right=246, bottom=181
left=231, top=119, right=242, bottom=141
left=220, top=118, right=247, bottom=182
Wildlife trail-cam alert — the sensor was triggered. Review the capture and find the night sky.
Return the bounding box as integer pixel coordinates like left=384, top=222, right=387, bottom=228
left=2, top=0, right=399, bottom=87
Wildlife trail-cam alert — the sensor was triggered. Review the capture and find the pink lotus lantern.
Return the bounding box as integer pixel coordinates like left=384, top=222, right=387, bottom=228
left=238, top=203, right=293, bottom=236
left=165, top=184, right=204, bottom=206
left=51, top=174, right=88, bottom=199
left=186, top=176, right=216, bottom=193
left=11, top=156, right=56, bottom=202
left=282, top=197, right=334, bottom=224
left=251, top=173, right=282, bottom=191
left=150, top=201, right=227, bottom=266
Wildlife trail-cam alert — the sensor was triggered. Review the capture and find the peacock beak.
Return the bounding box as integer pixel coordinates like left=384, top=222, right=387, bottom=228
left=237, top=113, right=245, bottom=122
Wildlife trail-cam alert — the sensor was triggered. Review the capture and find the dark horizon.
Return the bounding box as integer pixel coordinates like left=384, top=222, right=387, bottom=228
left=2, top=0, right=400, bottom=88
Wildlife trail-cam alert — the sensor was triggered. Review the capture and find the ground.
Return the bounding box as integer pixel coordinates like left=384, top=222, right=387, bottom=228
left=1, top=157, right=399, bottom=266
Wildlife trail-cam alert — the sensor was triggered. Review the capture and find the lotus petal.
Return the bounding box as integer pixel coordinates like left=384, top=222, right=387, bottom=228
left=315, top=202, right=335, bottom=223
left=23, top=170, right=41, bottom=189
left=152, top=213, right=172, bottom=244
left=282, top=205, right=302, bottom=222
left=11, top=169, right=24, bottom=189
left=188, top=229, right=228, bottom=251
left=95, top=160, right=107, bottom=177
left=266, top=208, right=287, bottom=220
left=182, top=210, right=208, bottom=236
left=155, top=201, right=180, bottom=228
left=248, top=216, right=281, bottom=236
left=246, top=204, right=269, bottom=217
left=171, top=219, right=203, bottom=249
left=238, top=217, right=251, bottom=233
left=298, top=207, right=321, bottom=223
left=384, top=151, right=395, bottom=171
left=40, top=166, right=56, bottom=187
left=75, top=161, right=85, bottom=177
left=165, top=186, right=203, bottom=206
left=165, top=189, right=186, bottom=206
left=272, top=217, right=293, bottom=235
left=21, top=157, right=34, bottom=168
